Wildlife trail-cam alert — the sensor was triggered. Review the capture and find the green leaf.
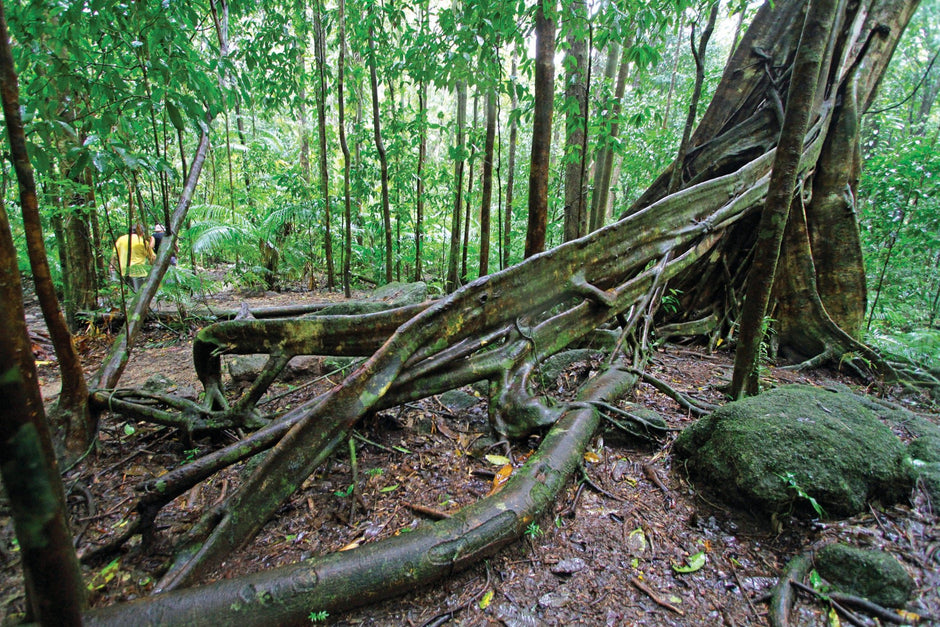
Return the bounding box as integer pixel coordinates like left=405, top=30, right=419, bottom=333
left=166, top=100, right=186, bottom=131
left=485, top=454, right=511, bottom=465
left=123, top=423, right=136, bottom=436
left=671, top=551, right=706, bottom=573
left=379, top=484, right=399, bottom=493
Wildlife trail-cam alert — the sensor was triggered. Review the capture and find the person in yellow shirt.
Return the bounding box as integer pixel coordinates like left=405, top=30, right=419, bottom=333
left=112, top=225, right=155, bottom=290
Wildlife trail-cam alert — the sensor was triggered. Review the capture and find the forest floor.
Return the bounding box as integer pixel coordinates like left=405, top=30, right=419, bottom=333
left=3, top=275, right=939, bottom=627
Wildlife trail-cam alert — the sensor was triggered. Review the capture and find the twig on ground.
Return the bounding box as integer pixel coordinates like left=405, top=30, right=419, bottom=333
left=580, top=464, right=625, bottom=502
left=728, top=556, right=762, bottom=622
left=404, top=502, right=452, bottom=520
left=630, top=576, right=684, bottom=615
left=790, top=580, right=869, bottom=627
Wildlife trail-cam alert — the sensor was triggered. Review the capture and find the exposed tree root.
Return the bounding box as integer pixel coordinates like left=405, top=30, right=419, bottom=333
left=629, top=368, right=716, bottom=415
left=80, top=366, right=637, bottom=626
left=768, top=552, right=812, bottom=627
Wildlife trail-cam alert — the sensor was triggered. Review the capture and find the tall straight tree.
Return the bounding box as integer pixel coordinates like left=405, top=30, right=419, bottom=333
left=503, top=52, right=519, bottom=269
left=590, top=45, right=629, bottom=231
left=563, top=0, right=590, bottom=242
left=414, top=78, right=427, bottom=281
left=479, top=86, right=497, bottom=275
left=462, top=92, right=478, bottom=282
left=524, top=1, right=556, bottom=258
left=446, top=79, right=468, bottom=292
left=368, top=24, right=394, bottom=284
left=313, top=0, right=334, bottom=290
left=338, top=0, right=353, bottom=297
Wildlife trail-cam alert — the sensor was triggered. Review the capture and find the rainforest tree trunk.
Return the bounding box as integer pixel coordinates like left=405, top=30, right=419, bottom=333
left=524, top=3, right=556, bottom=258
left=563, top=0, right=589, bottom=242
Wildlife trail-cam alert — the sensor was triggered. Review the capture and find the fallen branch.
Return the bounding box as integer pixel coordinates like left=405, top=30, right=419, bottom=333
left=630, top=576, right=684, bottom=616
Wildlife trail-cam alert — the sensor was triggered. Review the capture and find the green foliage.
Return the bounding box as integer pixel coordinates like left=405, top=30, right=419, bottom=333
left=524, top=521, right=542, bottom=538
left=308, top=610, right=329, bottom=622
left=779, top=472, right=827, bottom=519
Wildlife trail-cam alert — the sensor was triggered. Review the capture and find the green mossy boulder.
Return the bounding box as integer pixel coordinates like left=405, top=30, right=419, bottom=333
left=915, top=461, right=940, bottom=504
left=815, top=543, right=914, bottom=607
left=673, top=385, right=913, bottom=518
left=908, top=434, right=940, bottom=464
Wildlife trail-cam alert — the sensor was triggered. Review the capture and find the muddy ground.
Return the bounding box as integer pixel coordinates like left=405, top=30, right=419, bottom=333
left=3, top=277, right=939, bottom=626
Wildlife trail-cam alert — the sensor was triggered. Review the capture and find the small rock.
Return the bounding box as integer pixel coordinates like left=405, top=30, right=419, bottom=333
left=550, top=557, right=586, bottom=575
left=439, top=389, right=479, bottom=412
left=538, top=589, right=570, bottom=608
left=142, top=374, right=175, bottom=392
left=815, top=542, right=914, bottom=608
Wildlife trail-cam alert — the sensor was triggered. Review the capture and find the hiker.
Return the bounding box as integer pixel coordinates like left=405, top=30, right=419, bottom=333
left=152, top=223, right=178, bottom=266
left=112, top=225, right=155, bottom=290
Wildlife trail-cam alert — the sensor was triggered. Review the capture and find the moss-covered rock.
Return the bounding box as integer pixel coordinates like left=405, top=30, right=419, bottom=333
left=539, top=349, right=600, bottom=386
left=815, top=543, right=914, bottom=607
left=673, top=385, right=913, bottom=518
left=908, top=434, right=940, bottom=464
left=915, top=461, right=940, bottom=504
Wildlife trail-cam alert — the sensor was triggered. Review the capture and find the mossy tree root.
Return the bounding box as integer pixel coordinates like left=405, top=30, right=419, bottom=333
left=80, top=367, right=638, bottom=627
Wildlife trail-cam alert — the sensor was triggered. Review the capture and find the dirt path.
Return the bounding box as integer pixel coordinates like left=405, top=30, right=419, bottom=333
left=4, top=282, right=938, bottom=626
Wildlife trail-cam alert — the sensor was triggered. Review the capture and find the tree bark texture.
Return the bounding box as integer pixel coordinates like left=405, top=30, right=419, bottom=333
left=524, top=3, right=555, bottom=258
left=731, top=0, right=841, bottom=397
left=563, top=0, right=589, bottom=242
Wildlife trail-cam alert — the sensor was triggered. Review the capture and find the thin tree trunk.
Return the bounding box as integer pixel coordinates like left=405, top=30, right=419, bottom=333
left=91, top=130, right=211, bottom=391
left=368, top=28, right=393, bottom=284
left=662, top=32, right=683, bottom=129
left=445, top=80, right=467, bottom=292
left=524, top=3, right=556, bottom=258
left=668, top=2, right=719, bottom=194
left=337, top=0, right=353, bottom=297
left=313, top=0, right=335, bottom=291
left=563, top=0, right=589, bottom=242
left=462, top=93, right=478, bottom=282
left=731, top=0, right=840, bottom=398
left=62, top=169, right=98, bottom=330
left=479, top=87, right=496, bottom=276
left=9, top=135, right=93, bottom=455
left=504, top=53, right=518, bottom=269
left=588, top=42, right=621, bottom=232
left=415, top=79, right=427, bottom=281
left=0, top=5, right=86, bottom=618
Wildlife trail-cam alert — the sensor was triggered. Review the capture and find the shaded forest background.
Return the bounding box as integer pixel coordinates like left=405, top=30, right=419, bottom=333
left=3, top=0, right=938, bottom=361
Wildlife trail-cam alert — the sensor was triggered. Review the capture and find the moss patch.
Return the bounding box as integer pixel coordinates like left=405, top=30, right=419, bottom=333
left=815, top=542, right=914, bottom=607
left=673, top=385, right=913, bottom=518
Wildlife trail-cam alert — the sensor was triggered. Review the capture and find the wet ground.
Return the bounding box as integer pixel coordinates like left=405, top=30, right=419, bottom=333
left=3, top=279, right=938, bottom=626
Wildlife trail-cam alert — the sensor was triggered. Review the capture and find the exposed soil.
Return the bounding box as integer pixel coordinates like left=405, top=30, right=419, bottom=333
left=3, top=278, right=939, bottom=626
